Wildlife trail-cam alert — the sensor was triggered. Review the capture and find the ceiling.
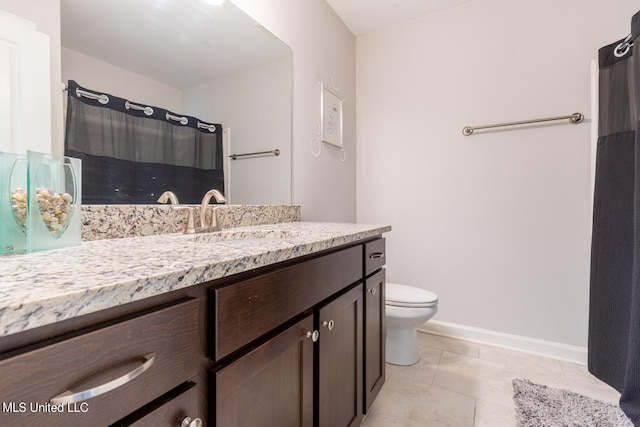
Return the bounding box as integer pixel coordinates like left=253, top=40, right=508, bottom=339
left=324, top=0, right=471, bottom=36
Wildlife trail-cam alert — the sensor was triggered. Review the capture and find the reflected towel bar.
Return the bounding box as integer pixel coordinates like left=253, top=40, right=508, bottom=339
left=230, top=149, right=280, bottom=160
left=462, top=112, right=584, bottom=136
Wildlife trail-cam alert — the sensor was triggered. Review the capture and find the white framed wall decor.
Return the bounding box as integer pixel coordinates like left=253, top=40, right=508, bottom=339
left=320, top=82, right=343, bottom=147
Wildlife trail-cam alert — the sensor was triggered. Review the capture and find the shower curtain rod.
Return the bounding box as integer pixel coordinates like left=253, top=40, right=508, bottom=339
left=462, top=112, right=584, bottom=136
left=230, top=149, right=280, bottom=160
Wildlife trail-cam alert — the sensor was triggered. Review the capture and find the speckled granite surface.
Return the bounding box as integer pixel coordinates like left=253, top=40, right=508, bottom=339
left=81, top=204, right=301, bottom=241
left=0, top=221, right=390, bottom=338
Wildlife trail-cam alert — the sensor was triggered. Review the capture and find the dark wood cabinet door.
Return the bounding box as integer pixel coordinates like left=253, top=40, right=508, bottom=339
left=364, top=269, right=385, bottom=413
left=213, top=316, right=314, bottom=427
left=318, top=284, right=363, bottom=427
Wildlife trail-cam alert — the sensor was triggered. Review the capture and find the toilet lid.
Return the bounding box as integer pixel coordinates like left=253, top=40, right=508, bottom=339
left=386, top=283, right=438, bottom=308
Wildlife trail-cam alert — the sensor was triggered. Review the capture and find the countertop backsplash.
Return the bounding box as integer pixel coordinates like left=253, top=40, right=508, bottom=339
left=81, top=204, right=301, bottom=241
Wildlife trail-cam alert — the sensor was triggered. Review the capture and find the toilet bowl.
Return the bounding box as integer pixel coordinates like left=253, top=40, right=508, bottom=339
left=385, top=282, right=438, bottom=366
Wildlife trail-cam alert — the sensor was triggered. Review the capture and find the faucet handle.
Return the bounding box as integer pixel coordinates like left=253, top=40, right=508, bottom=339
left=171, top=206, right=196, bottom=234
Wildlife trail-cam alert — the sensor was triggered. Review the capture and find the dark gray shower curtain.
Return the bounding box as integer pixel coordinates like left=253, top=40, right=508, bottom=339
left=589, top=10, right=640, bottom=425
left=64, top=80, right=224, bottom=204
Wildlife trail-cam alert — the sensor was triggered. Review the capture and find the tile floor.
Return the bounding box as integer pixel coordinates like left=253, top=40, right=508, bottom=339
left=361, top=332, right=622, bottom=427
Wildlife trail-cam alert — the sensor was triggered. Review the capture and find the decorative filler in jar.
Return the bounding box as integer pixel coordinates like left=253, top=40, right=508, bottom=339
left=0, top=151, right=81, bottom=254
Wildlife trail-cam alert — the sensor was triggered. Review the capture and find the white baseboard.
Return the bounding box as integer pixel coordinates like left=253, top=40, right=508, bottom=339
left=417, top=319, right=588, bottom=365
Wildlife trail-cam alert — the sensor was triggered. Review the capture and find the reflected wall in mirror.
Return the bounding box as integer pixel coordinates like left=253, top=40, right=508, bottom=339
left=61, top=0, right=292, bottom=205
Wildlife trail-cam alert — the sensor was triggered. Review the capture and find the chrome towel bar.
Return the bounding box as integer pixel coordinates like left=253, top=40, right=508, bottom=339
left=462, top=112, right=584, bottom=136
left=230, top=149, right=280, bottom=160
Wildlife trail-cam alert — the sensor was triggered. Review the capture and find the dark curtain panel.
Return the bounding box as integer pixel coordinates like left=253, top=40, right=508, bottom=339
left=64, top=80, right=224, bottom=204
left=589, top=10, right=640, bottom=425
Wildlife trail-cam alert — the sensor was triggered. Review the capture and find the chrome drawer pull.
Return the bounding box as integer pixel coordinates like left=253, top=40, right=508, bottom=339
left=50, top=353, right=156, bottom=404
left=369, top=252, right=384, bottom=259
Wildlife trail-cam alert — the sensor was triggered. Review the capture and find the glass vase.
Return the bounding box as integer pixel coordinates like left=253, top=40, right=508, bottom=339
left=1, top=151, right=81, bottom=254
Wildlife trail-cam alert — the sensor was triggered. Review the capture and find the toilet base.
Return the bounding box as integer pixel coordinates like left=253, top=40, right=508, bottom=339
left=386, top=327, right=420, bottom=366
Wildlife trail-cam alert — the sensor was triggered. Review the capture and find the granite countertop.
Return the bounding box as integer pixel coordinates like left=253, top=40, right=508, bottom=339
left=0, top=222, right=391, bottom=338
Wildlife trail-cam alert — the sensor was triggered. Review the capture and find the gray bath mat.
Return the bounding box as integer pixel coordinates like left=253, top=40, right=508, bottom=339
left=512, top=378, right=632, bottom=427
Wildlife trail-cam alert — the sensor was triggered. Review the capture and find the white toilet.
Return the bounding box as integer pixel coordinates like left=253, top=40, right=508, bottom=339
left=385, top=282, right=439, bottom=366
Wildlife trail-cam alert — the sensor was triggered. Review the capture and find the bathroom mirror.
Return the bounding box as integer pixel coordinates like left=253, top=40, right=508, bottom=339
left=60, top=0, right=292, bottom=205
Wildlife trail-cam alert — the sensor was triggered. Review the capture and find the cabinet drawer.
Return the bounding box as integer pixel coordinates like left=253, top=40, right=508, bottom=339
left=365, top=238, right=386, bottom=276
left=122, top=382, right=201, bottom=427
left=0, top=299, right=199, bottom=427
left=211, top=245, right=362, bottom=360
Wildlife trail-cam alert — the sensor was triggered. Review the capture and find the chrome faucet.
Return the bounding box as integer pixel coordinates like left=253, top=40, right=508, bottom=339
left=200, top=189, right=226, bottom=232
left=157, top=191, right=179, bottom=204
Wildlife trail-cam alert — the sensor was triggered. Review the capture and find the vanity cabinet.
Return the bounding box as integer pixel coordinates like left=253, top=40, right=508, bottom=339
left=0, top=234, right=387, bottom=427
left=363, top=238, right=386, bottom=413
left=209, top=244, right=367, bottom=427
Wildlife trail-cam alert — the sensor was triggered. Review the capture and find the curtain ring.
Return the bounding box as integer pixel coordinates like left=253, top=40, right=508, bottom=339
left=614, top=34, right=633, bottom=58
left=197, top=122, right=216, bottom=132
left=166, top=112, right=189, bottom=125
left=125, top=101, right=153, bottom=116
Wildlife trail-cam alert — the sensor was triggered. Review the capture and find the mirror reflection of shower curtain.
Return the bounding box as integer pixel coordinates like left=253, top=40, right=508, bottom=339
left=589, top=10, right=640, bottom=425
left=63, top=80, right=224, bottom=204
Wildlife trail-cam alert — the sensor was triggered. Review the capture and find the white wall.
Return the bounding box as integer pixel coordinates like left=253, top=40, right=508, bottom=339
left=0, top=0, right=62, bottom=155
left=231, top=0, right=357, bottom=221
left=61, top=47, right=184, bottom=113
left=183, top=58, right=292, bottom=205
left=0, top=10, right=51, bottom=155
left=357, top=0, right=639, bottom=350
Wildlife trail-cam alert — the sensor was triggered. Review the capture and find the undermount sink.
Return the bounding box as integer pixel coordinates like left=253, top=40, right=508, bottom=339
left=186, top=229, right=302, bottom=244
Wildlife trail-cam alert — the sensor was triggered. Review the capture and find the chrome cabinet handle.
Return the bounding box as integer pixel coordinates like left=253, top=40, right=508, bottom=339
left=306, top=330, right=319, bottom=342
left=368, top=287, right=377, bottom=296
left=322, top=320, right=335, bottom=331
left=369, top=252, right=384, bottom=259
left=181, top=416, right=203, bottom=427
left=50, top=353, right=156, bottom=404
